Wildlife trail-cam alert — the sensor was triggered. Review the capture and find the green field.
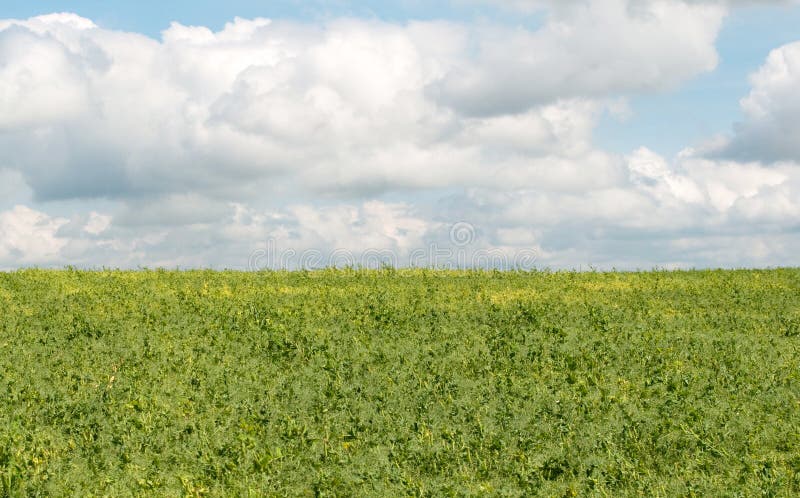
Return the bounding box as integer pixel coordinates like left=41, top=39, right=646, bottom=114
left=0, top=268, right=799, bottom=496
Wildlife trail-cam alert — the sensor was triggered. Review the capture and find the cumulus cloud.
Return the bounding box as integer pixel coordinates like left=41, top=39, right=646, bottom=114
left=0, top=206, right=69, bottom=265
left=433, top=0, right=724, bottom=115
left=445, top=148, right=800, bottom=268
left=715, top=41, right=800, bottom=163
left=0, top=4, right=798, bottom=269
left=0, top=6, right=725, bottom=204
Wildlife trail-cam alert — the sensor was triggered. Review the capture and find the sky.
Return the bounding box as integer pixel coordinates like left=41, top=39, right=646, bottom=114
left=1, top=0, right=800, bottom=270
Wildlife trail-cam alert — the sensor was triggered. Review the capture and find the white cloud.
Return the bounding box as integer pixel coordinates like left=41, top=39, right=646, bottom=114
left=0, top=206, right=69, bottom=265
left=83, top=212, right=112, bottom=235
left=0, top=22, right=91, bottom=130
left=0, top=7, right=725, bottom=203
left=627, top=147, right=705, bottom=205
left=433, top=0, right=724, bottom=115
left=0, top=5, right=798, bottom=269
left=716, top=41, right=800, bottom=162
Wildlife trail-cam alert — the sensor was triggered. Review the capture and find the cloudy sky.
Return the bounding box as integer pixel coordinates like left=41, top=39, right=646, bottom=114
left=1, top=0, right=799, bottom=270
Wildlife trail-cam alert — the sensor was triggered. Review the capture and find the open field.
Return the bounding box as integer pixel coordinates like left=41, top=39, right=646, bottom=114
left=0, top=268, right=799, bottom=496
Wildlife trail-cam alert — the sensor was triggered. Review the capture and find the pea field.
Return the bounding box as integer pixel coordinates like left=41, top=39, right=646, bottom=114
left=0, top=268, right=799, bottom=496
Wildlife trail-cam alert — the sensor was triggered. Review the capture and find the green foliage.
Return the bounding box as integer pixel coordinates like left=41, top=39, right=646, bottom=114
left=0, top=268, right=799, bottom=496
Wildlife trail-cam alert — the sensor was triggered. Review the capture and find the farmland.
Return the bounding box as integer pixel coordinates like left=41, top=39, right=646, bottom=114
left=0, top=268, right=799, bottom=496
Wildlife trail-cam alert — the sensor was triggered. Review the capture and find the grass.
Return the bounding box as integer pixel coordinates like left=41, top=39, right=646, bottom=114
left=0, top=268, right=799, bottom=496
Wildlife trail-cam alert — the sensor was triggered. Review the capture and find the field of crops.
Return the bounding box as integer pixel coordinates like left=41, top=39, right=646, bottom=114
left=0, top=268, right=799, bottom=496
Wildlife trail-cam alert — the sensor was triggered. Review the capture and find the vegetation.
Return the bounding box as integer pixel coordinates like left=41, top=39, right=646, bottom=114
left=0, top=268, right=799, bottom=496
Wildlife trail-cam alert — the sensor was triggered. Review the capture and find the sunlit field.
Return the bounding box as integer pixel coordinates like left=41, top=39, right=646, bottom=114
left=1, top=268, right=798, bottom=496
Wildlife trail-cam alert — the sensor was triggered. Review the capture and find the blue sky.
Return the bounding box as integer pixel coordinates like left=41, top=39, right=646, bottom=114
left=1, top=0, right=800, bottom=269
